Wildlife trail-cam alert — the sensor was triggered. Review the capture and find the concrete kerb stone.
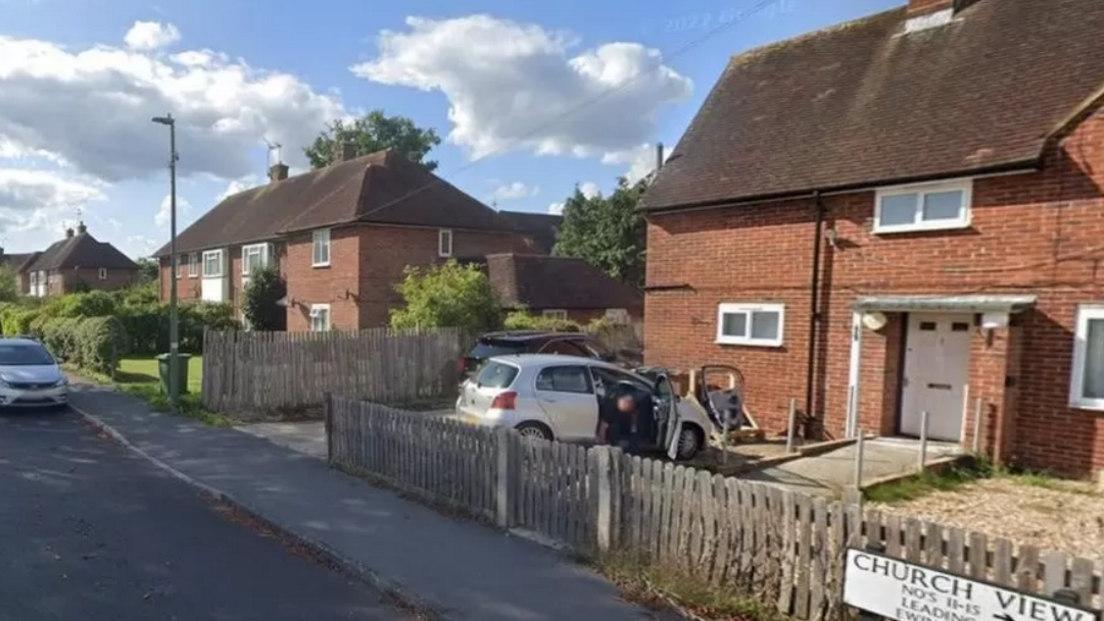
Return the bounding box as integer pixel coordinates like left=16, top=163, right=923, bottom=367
left=68, top=403, right=447, bottom=621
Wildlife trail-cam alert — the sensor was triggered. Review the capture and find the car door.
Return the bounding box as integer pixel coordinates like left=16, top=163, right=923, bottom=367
left=533, top=365, right=598, bottom=441
left=653, top=373, right=683, bottom=460
left=590, top=365, right=655, bottom=443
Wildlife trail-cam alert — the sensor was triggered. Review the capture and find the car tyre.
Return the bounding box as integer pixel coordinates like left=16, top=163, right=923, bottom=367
left=675, top=426, right=703, bottom=461
left=515, top=422, right=553, bottom=442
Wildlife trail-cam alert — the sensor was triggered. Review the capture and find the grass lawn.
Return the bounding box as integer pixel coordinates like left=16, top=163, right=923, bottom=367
left=98, top=356, right=231, bottom=427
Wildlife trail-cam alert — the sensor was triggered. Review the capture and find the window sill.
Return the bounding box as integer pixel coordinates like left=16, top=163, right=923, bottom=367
left=1069, top=399, right=1104, bottom=413
left=716, top=339, right=783, bottom=348
left=312, top=262, right=331, bottom=268
left=873, top=220, right=970, bottom=235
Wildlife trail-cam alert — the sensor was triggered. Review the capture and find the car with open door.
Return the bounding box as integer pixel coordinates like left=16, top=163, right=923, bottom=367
left=457, top=330, right=634, bottom=382
left=455, top=354, right=713, bottom=460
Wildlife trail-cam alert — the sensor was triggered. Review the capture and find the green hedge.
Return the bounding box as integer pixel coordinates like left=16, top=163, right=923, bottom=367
left=37, top=315, right=127, bottom=375
left=502, top=310, right=582, bottom=333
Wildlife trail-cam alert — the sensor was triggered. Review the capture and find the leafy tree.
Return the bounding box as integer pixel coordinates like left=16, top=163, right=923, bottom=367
left=0, top=264, right=18, bottom=303
left=242, top=266, right=287, bottom=331
left=553, top=177, right=647, bottom=288
left=136, top=257, right=159, bottom=283
left=304, top=111, right=442, bottom=170
left=390, top=260, right=500, bottom=332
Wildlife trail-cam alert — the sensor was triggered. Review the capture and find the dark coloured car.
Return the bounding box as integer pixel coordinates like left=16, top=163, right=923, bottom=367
left=459, top=330, right=628, bottom=381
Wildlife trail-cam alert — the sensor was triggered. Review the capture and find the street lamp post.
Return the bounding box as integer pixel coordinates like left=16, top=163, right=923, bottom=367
left=152, top=113, right=180, bottom=413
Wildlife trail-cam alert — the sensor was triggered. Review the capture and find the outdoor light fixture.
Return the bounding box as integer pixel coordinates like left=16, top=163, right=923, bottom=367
left=151, top=113, right=181, bottom=414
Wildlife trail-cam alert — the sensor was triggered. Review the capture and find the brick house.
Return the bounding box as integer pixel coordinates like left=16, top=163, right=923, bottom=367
left=153, top=149, right=543, bottom=330
left=481, top=253, right=643, bottom=324
left=640, top=0, right=1104, bottom=477
left=18, top=223, right=139, bottom=296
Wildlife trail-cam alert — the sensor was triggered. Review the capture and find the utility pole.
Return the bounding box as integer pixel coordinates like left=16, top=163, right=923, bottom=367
left=152, top=113, right=180, bottom=413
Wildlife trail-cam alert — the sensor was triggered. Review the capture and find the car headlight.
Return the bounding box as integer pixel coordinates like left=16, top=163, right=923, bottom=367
left=53, top=377, right=68, bottom=387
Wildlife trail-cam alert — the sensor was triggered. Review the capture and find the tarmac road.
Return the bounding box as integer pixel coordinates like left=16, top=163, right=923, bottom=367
left=0, top=408, right=409, bottom=621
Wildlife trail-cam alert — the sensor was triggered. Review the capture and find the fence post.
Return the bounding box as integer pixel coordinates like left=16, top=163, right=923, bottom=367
left=323, top=392, right=333, bottom=464
left=918, top=410, right=929, bottom=472
left=495, top=426, right=511, bottom=528
left=595, top=445, right=612, bottom=553
left=972, top=397, right=983, bottom=454
left=786, top=398, right=798, bottom=453
left=853, top=430, right=865, bottom=491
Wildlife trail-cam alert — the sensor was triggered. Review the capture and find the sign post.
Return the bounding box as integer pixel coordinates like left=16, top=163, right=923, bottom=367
left=843, top=549, right=1100, bottom=621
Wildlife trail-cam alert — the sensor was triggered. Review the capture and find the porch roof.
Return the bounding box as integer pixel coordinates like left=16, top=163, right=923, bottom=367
left=852, top=295, right=1037, bottom=314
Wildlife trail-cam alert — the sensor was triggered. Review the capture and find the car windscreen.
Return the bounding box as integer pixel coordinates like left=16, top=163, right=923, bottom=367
left=0, top=343, right=55, bottom=366
left=468, top=341, right=525, bottom=360
left=474, top=361, right=519, bottom=388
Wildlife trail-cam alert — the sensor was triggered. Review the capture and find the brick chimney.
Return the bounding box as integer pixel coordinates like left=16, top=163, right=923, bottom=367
left=77, top=221, right=87, bottom=235
left=65, top=227, right=74, bottom=238
left=331, top=141, right=357, bottom=164
left=268, top=162, right=289, bottom=183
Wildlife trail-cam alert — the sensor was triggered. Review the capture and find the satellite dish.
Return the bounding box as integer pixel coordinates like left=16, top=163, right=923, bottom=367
left=862, top=311, right=889, bottom=331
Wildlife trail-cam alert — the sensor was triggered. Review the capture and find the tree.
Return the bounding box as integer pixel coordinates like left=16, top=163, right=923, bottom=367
left=390, top=260, right=501, bottom=332
left=304, top=111, right=442, bottom=170
left=0, top=264, right=18, bottom=303
left=553, top=177, right=647, bottom=288
left=136, top=257, right=159, bottom=284
left=242, top=266, right=287, bottom=331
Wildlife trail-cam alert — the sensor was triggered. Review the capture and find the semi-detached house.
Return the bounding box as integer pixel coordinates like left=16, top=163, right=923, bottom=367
left=641, top=0, right=1104, bottom=477
left=154, top=148, right=540, bottom=331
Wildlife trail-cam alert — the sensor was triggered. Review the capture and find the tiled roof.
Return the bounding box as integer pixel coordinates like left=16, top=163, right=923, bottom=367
left=154, top=150, right=521, bottom=257
left=485, top=254, right=642, bottom=311
left=495, top=211, right=562, bottom=254
left=641, top=0, right=1104, bottom=212
left=28, top=232, right=138, bottom=271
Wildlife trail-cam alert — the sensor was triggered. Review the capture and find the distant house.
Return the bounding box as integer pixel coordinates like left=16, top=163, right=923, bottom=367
left=640, top=0, right=1104, bottom=477
left=0, top=249, right=41, bottom=294
left=483, top=253, right=642, bottom=325
left=153, top=148, right=547, bottom=331
left=20, top=223, right=139, bottom=296
left=496, top=212, right=561, bottom=254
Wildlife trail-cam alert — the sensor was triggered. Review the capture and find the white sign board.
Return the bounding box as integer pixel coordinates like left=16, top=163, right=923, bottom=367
left=844, top=549, right=1099, bottom=621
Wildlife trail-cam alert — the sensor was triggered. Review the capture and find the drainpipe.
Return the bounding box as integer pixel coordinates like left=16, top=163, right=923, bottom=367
left=804, top=191, right=826, bottom=438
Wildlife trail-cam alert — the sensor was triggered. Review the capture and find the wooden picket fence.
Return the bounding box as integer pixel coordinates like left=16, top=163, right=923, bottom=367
left=326, top=396, right=1104, bottom=619
left=202, top=328, right=468, bottom=413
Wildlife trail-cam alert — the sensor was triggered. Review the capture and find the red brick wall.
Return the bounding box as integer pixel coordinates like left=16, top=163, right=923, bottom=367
left=160, top=243, right=288, bottom=314
left=282, top=224, right=535, bottom=331
left=63, top=267, right=138, bottom=293
left=645, top=103, right=1104, bottom=477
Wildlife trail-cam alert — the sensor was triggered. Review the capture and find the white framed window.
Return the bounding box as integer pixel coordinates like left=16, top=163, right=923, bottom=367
left=604, top=308, right=631, bottom=324
left=98, top=267, right=107, bottom=280
left=188, top=253, right=199, bottom=277
left=874, top=179, right=972, bottom=234
left=202, top=249, right=225, bottom=278
left=175, top=255, right=184, bottom=279
left=438, top=229, right=453, bottom=258
left=716, top=303, right=785, bottom=347
left=241, top=243, right=269, bottom=276
left=542, top=309, right=568, bottom=321
left=309, top=304, right=332, bottom=332
left=1070, top=305, right=1104, bottom=411
left=312, top=229, right=331, bottom=267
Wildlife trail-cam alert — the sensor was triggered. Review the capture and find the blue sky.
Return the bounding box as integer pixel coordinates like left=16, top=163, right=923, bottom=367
left=0, top=0, right=899, bottom=257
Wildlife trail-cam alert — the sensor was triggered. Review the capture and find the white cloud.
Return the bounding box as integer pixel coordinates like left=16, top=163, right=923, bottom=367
left=351, top=15, right=691, bottom=162
left=603, top=142, right=670, bottom=184
left=579, top=181, right=600, bottom=199
left=124, top=21, right=181, bottom=51
left=125, top=234, right=160, bottom=258
left=0, top=168, right=107, bottom=235
left=0, top=29, right=348, bottom=183
left=547, top=201, right=564, bottom=215
left=490, top=181, right=538, bottom=201
left=155, top=193, right=192, bottom=228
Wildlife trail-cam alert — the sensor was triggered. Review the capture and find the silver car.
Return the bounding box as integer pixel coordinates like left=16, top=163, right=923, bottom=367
left=455, top=354, right=714, bottom=460
left=0, top=338, right=69, bottom=409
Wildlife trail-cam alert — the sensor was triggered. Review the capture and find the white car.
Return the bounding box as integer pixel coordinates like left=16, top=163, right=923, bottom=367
left=0, top=337, right=69, bottom=409
left=455, top=354, right=715, bottom=460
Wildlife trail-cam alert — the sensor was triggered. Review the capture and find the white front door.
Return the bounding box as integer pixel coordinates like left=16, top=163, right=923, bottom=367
left=900, top=314, right=972, bottom=442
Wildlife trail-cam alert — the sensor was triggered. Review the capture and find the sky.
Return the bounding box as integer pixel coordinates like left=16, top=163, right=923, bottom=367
left=0, top=0, right=900, bottom=259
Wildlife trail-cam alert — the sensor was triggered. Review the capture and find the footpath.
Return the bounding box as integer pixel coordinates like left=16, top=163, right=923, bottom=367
left=69, top=384, right=659, bottom=621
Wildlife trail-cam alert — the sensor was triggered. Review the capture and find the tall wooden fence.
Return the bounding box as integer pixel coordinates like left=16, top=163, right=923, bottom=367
left=327, top=396, right=1103, bottom=620
left=203, top=328, right=467, bottom=413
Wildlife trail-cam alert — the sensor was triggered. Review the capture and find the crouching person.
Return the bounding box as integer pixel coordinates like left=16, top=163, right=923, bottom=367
left=597, top=390, right=640, bottom=454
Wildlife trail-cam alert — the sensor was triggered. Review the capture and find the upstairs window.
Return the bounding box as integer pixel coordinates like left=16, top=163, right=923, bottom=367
left=1071, top=305, right=1104, bottom=411
left=874, top=179, right=972, bottom=234
left=312, top=229, right=331, bottom=267
left=716, top=303, right=785, bottom=347
left=241, top=243, right=269, bottom=276
left=98, top=268, right=108, bottom=280
left=202, top=249, right=225, bottom=278
left=438, top=229, right=453, bottom=258
left=188, top=253, right=199, bottom=277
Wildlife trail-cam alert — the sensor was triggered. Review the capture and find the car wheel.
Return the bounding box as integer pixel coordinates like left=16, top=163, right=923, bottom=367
left=675, top=426, right=702, bottom=461
left=515, top=422, right=553, bottom=442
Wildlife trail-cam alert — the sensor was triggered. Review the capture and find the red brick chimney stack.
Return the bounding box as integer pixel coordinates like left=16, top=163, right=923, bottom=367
left=908, top=0, right=954, bottom=14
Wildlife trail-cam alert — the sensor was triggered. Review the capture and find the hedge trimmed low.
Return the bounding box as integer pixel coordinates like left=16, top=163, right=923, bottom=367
left=38, top=315, right=127, bottom=375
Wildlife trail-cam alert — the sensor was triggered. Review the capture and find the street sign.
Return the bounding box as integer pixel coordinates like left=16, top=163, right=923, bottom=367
left=844, top=548, right=1100, bottom=621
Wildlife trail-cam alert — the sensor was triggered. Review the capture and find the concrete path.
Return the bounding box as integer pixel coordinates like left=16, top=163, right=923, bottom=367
left=68, top=385, right=658, bottom=621
left=0, top=409, right=406, bottom=620
left=742, top=438, right=962, bottom=498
